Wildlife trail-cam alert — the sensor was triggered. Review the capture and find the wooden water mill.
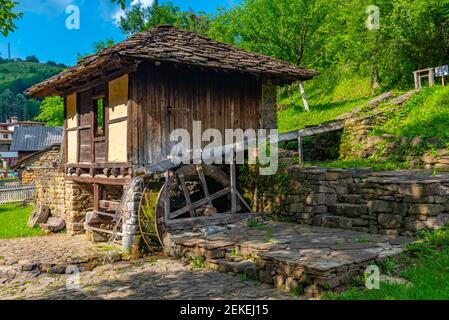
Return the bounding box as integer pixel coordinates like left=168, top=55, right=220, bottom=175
left=137, top=163, right=252, bottom=249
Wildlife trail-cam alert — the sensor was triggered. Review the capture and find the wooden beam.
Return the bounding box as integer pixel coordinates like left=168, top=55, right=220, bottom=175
left=230, top=162, right=237, bottom=214
left=196, top=165, right=212, bottom=204
left=236, top=191, right=253, bottom=213
left=93, top=184, right=100, bottom=211
left=65, top=175, right=129, bottom=186
left=169, top=187, right=232, bottom=220
left=178, top=173, right=195, bottom=217
left=164, top=170, right=170, bottom=222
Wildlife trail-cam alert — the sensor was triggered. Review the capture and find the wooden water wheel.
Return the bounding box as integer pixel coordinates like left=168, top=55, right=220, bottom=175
left=137, top=163, right=251, bottom=249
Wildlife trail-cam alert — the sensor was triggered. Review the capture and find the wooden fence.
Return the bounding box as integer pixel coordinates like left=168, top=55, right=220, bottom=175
left=0, top=183, right=36, bottom=205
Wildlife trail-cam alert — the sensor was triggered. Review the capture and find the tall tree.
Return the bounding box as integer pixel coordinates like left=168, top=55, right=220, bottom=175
left=0, top=0, right=22, bottom=36
left=34, top=96, right=64, bottom=126
left=118, top=1, right=211, bottom=37
left=208, top=0, right=332, bottom=67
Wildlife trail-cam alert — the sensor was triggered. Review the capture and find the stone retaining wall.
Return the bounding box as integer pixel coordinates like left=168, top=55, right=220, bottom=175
left=256, top=166, right=449, bottom=236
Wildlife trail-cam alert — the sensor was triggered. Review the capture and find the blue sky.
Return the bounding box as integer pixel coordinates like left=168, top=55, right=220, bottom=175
left=0, top=0, right=234, bottom=66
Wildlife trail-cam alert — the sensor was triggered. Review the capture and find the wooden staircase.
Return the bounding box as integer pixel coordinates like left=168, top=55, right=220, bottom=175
left=85, top=199, right=123, bottom=242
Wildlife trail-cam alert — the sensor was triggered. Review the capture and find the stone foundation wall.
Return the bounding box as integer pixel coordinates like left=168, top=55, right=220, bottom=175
left=64, top=181, right=94, bottom=236
left=18, top=146, right=66, bottom=218
left=121, top=178, right=144, bottom=250
left=255, top=166, right=449, bottom=236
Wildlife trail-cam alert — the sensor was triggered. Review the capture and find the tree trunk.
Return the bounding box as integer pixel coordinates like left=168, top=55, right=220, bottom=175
left=371, top=65, right=379, bottom=90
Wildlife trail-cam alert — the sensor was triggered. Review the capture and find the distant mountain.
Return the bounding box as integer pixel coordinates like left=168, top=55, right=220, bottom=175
left=0, top=59, right=65, bottom=95
left=0, top=59, right=65, bottom=123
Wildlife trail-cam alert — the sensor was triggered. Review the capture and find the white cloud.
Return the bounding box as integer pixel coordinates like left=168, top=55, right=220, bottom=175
left=111, top=8, right=127, bottom=25
left=130, top=0, right=155, bottom=8
left=111, top=0, right=155, bottom=25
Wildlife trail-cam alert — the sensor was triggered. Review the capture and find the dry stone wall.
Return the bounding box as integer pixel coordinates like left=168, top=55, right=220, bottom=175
left=255, top=166, right=449, bottom=237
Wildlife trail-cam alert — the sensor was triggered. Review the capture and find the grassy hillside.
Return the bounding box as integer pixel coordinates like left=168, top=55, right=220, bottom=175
left=373, top=86, right=449, bottom=141
left=278, top=71, right=374, bottom=132
left=0, top=60, right=64, bottom=95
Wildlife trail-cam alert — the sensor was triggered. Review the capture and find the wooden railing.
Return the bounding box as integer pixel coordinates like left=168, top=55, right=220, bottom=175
left=0, top=183, right=36, bottom=205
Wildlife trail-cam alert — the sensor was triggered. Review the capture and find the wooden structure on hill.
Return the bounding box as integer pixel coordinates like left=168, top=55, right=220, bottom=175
left=26, top=25, right=318, bottom=241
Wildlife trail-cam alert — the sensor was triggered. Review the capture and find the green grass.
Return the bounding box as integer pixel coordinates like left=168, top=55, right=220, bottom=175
left=306, top=159, right=410, bottom=172
left=278, top=71, right=374, bottom=132
left=0, top=204, right=45, bottom=239
left=324, top=225, right=449, bottom=300
left=374, top=85, right=449, bottom=141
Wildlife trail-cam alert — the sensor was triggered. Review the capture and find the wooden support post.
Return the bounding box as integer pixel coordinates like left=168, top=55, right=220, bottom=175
left=298, top=134, right=304, bottom=168
left=299, top=81, right=310, bottom=112
left=93, top=184, right=100, bottom=211
left=413, top=72, right=419, bottom=90
left=230, top=161, right=237, bottom=214
left=429, top=69, right=435, bottom=87
left=178, top=173, right=196, bottom=217
left=164, top=170, right=170, bottom=222
left=442, top=76, right=446, bottom=87
left=196, top=165, right=212, bottom=205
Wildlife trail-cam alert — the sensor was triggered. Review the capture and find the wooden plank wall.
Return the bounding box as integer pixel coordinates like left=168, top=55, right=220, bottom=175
left=130, top=62, right=262, bottom=167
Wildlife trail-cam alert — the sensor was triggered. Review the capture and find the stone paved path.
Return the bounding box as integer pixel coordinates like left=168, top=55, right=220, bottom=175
left=0, top=235, right=294, bottom=300
left=0, top=234, right=122, bottom=279
left=0, top=258, right=294, bottom=300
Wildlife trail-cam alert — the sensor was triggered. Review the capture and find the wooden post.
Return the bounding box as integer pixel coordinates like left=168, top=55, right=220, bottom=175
left=230, top=156, right=237, bottom=214
left=178, top=173, right=195, bottom=217
left=196, top=165, right=212, bottom=205
left=164, top=170, right=170, bottom=221
left=413, top=72, right=420, bottom=90
left=298, top=134, right=304, bottom=168
left=299, top=81, right=310, bottom=112
left=93, top=184, right=100, bottom=211
left=442, top=76, right=446, bottom=87
left=429, top=68, right=435, bottom=87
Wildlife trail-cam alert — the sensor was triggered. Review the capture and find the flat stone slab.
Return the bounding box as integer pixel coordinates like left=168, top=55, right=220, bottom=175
left=166, top=220, right=413, bottom=291
left=0, top=234, right=122, bottom=283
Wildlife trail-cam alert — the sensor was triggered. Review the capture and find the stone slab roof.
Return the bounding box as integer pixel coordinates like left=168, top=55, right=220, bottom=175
left=26, top=25, right=318, bottom=97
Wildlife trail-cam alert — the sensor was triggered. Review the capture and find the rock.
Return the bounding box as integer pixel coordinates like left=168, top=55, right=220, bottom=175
left=328, top=204, right=367, bottom=217
left=274, top=275, right=285, bottom=288
left=285, top=277, right=300, bottom=292
left=409, top=204, right=445, bottom=216
left=422, top=153, right=438, bottom=165
left=411, top=136, right=422, bottom=146
left=378, top=214, right=402, bottom=229
left=304, top=284, right=321, bottom=297
left=306, top=193, right=326, bottom=206
left=28, top=205, right=50, bottom=228
left=196, top=205, right=218, bottom=217
left=258, top=270, right=273, bottom=284
left=425, top=137, right=440, bottom=145
left=339, top=218, right=353, bottom=229
left=368, top=200, right=393, bottom=213
left=40, top=217, right=66, bottom=233
left=288, top=203, right=304, bottom=213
